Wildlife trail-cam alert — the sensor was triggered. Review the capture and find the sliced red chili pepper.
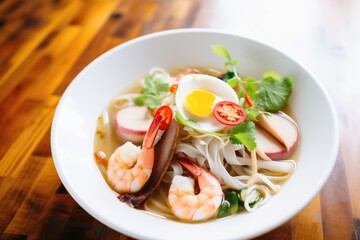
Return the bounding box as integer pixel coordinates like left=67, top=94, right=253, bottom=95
left=213, top=101, right=246, bottom=126
left=155, top=105, right=173, bottom=130
left=244, top=92, right=254, bottom=108
left=169, top=83, right=178, bottom=94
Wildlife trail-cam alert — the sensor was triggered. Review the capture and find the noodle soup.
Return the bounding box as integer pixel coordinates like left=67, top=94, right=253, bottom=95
left=93, top=46, right=299, bottom=222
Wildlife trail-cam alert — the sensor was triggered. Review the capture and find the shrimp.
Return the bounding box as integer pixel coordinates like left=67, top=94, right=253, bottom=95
left=168, top=158, right=223, bottom=221
left=107, top=115, right=163, bottom=193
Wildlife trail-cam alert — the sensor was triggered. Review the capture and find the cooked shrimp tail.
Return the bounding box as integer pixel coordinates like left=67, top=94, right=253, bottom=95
left=177, top=158, right=217, bottom=177
left=107, top=115, right=163, bottom=194
left=177, top=158, right=202, bottom=176
left=168, top=158, right=223, bottom=221
left=142, top=115, right=162, bottom=149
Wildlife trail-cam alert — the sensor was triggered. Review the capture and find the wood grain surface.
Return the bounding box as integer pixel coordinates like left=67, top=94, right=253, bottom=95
left=0, top=0, right=359, bottom=239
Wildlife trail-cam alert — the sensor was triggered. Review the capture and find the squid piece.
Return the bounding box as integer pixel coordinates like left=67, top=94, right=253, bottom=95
left=255, top=112, right=299, bottom=160
left=257, top=113, right=290, bottom=150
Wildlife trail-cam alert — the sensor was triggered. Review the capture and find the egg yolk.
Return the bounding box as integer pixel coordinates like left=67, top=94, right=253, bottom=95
left=184, top=89, right=216, bottom=117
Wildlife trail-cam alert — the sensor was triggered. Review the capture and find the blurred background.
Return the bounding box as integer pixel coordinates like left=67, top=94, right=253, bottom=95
left=0, top=0, right=359, bottom=239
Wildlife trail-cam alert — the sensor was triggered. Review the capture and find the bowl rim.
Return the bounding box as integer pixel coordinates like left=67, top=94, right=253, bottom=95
left=51, top=28, right=339, bottom=239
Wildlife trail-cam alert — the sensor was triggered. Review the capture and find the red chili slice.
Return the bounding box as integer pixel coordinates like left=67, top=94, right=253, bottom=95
left=244, top=92, right=254, bottom=107
left=169, top=83, right=178, bottom=94
left=155, top=105, right=173, bottom=130
left=213, top=101, right=246, bottom=126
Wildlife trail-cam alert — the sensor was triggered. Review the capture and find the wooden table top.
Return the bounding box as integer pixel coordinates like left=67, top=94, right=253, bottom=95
left=0, top=0, right=359, bottom=239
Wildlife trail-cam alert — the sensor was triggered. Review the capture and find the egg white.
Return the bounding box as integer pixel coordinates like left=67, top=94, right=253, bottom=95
left=175, top=74, right=239, bottom=132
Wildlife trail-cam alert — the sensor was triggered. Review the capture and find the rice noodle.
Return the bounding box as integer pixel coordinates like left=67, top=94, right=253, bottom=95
left=242, top=185, right=271, bottom=212
left=246, top=150, right=258, bottom=186
left=163, top=161, right=183, bottom=184
left=174, top=128, right=297, bottom=211
left=256, top=147, right=272, bottom=161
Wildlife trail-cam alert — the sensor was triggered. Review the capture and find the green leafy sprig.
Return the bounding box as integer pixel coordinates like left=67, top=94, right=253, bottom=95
left=133, top=75, right=169, bottom=109
left=212, top=45, right=241, bottom=86
left=211, top=45, right=293, bottom=112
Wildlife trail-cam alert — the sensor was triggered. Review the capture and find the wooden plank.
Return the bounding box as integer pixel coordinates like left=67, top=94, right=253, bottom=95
left=0, top=0, right=84, bottom=103
left=0, top=93, right=46, bottom=158
left=32, top=128, right=52, bottom=157
left=112, top=0, right=156, bottom=38
left=0, top=0, right=21, bottom=14
left=30, top=0, right=119, bottom=100
left=320, top=155, right=356, bottom=239
left=24, top=25, right=81, bottom=98
left=100, top=227, right=126, bottom=240
left=0, top=36, right=20, bottom=72
left=0, top=49, right=44, bottom=115
left=0, top=156, right=48, bottom=233
left=0, top=1, right=44, bottom=45
left=142, top=0, right=200, bottom=33
left=254, top=221, right=292, bottom=240
left=292, top=195, right=324, bottom=240
left=54, top=3, right=128, bottom=95
left=0, top=0, right=34, bottom=17
left=340, top=122, right=360, bottom=221
left=59, top=205, right=104, bottom=240
left=4, top=157, right=61, bottom=238
left=0, top=96, right=59, bottom=177
left=354, top=218, right=360, bottom=240
left=0, top=233, right=27, bottom=240
left=34, top=194, right=77, bottom=240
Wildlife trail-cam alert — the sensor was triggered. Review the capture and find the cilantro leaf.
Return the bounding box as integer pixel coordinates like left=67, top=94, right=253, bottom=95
left=244, top=78, right=257, bottom=98
left=212, top=45, right=232, bottom=61
left=263, top=70, right=281, bottom=80
left=254, top=76, right=293, bottom=112
left=212, top=45, right=239, bottom=73
left=246, top=108, right=261, bottom=121
left=133, top=94, right=162, bottom=109
left=230, top=121, right=256, bottom=151
left=142, top=75, right=169, bottom=95
left=133, top=74, right=169, bottom=109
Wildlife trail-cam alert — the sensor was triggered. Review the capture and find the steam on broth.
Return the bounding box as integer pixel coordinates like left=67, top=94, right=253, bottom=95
left=94, top=46, right=298, bottom=222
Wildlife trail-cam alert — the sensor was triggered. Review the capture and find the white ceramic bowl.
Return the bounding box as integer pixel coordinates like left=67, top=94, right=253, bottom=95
left=51, top=29, right=339, bottom=240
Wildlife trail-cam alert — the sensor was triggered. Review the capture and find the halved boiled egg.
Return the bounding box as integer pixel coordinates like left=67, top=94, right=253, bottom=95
left=175, top=74, right=239, bottom=132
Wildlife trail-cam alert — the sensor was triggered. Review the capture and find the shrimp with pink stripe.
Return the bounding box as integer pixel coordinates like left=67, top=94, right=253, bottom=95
left=168, top=158, right=223, bottom=221
left=107, top=106, right=173, bottom=193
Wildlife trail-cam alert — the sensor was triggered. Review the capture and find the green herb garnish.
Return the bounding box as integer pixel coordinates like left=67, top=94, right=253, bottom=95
left=245, top=107, right=261, bottom=121
left=212, top=45, right=241, bottom=84
left=133, top=75, right=169, bottom=109
left=229, top=121, right=256, bottom=151
left=253, top=75, right=293, bottom=112
left=212, top=45, right=293, bottom=112
left=218, top=191, right=238, bottom=218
